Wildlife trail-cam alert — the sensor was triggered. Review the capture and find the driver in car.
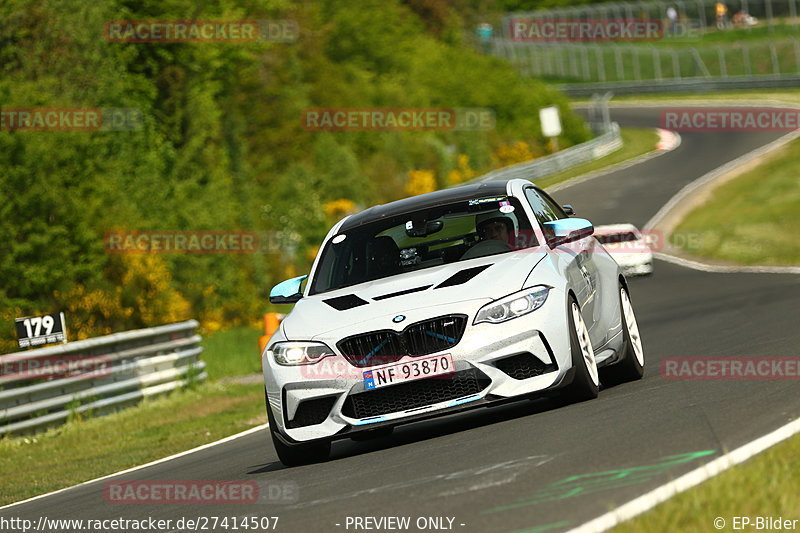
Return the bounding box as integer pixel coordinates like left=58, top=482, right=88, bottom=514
left=462, top=211, right=517, bottom=259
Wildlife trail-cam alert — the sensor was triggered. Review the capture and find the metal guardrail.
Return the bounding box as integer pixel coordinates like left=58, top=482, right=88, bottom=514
left=501, top=0, right=800, bottom=37
left=493, top=36, right=800, bottom=87
left=473, top=121, right=622, bottom=183
left=0, top=320, right=205, bottom=436
left=493, top=0, right=800, bottom=93
left=558, top=74, right=800, bottom=96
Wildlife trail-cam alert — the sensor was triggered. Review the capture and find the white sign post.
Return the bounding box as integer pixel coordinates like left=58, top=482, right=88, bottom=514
left=539, top=106, right=562, bottom=152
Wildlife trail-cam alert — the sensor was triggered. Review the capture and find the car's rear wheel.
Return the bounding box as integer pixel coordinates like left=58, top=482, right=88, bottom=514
left=266, top=392, right=331, bottom=466
left=562, top=296, right=599, bottom=402
left=602, top=285, right=645, bottom=384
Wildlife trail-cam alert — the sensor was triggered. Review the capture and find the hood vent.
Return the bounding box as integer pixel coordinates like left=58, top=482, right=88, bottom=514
left=323, top=294, right=369, bottom=311
left=435, top=264, right=493, bottom=289
left=373, top=285, right=432, bottom=301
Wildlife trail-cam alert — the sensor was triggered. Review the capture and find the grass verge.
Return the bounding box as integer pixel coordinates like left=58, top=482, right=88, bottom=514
left=538, top=127, right=660, bottom=190
left=672, top=136, right=800, bottom=265
left=612, top=432, right=800, bottom=533
left=600, top=89, right=800, bottom=104
left=0, top=381, right=266, bottom=506
left=201, top=325, right=263, bottom=381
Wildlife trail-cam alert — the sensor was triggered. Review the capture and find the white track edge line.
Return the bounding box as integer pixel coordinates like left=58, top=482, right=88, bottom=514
left=654, top=253, right=800, bottom=274
left=565, top=416, right=800, bottom=533
left=0, top=423, right=269, bottom=510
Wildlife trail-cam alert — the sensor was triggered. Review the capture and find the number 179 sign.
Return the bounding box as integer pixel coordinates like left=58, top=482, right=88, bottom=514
left=15, top=313, right=68, bottom=348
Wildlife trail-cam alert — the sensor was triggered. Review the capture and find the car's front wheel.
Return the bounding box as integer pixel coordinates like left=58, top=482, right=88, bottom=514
left=561, top=296, right=600, bottom=402
left=266, top=393, right=331, bottom=467
left=602, top=284, right=645, bottom=384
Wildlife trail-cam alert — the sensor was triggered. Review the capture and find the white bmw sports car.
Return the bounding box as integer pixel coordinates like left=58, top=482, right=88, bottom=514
left=594, top=224, right=654, bottom=277
left=263, top=178, right=644, bottom=466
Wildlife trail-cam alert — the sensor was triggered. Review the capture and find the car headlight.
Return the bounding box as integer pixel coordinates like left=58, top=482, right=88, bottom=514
left=269, top=342, right=335, bottom=366
left=474, top=286, right=551, bottom=325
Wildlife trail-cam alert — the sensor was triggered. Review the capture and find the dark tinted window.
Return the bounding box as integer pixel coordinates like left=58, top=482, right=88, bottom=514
left=596, top=232, right=638, bottom=244
left=310, top=196, right=536, bottom=295
left=538, top=189, right=568, bottom=219
left=524, top=187, right=564, bottom=225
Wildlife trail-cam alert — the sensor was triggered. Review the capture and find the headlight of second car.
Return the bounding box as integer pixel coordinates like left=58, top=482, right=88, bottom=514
left=474, top=286, right=551, bottom=325
left=270, top=342, right=335, bottom=366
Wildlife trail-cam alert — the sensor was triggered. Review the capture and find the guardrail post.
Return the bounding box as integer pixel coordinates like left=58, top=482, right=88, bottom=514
left=696, top=0, right=707, bottom=32
left=743, top=44, right=752, bottom=76
left=766, top=0, right=775, bottom=33
left=652, top=46, right=663, bottom=81
left=596, top=46, right=606, bottom=82
left=715, top=46, right=726, bottom=77
left=794, top=38, right=800, bottom=73
left=672, top=49, right=682, bottom=79
left=770, top=43, right=780, bottom=76
left=614, top=46, right=625, bottom=80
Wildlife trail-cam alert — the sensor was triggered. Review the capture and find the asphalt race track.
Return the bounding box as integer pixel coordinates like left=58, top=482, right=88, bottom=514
left=3, top=107, right=800, bottom=533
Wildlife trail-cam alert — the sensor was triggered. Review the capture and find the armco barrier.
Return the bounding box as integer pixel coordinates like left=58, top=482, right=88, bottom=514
left=0, top=320, right=205, bottom=435
left=471, top=121, right=621, bottom=183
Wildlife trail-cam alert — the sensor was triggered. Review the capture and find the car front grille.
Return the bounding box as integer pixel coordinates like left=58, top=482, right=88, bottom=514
left=494, top=352, right=557, bottom=380
left=337, top=314, right=467, bottom=368
left=285, top=396, right=337, bottom=429
left=341, top=368, right=490, bottom=419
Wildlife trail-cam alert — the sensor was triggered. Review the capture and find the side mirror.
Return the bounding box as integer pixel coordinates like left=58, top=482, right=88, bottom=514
left=269, top=275, right=308, bottom=304
left=543, top=218, right=594, bottom=247
left=562, top=204, right=575, bottom=216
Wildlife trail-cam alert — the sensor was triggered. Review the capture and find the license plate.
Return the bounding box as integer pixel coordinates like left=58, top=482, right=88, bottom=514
left=363, top=354, right=455, bottom=390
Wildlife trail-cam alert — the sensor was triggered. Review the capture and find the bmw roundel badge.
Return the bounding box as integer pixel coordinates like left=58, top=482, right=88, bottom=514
left=393, top=315, right=406, bottom=323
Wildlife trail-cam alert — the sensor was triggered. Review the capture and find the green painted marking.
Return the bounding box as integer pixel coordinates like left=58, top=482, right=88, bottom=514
left=505, top=521, right=571, bottom=533
left=483, top=450, right=716, bottom=514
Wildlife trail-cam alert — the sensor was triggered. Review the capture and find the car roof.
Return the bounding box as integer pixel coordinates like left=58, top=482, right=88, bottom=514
left=339, top=180, right=515, bottom=231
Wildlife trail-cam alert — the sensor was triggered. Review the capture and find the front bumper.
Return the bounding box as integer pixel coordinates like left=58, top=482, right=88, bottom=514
left=263, top=289, right=573, bottom=443
left=610, top=252, right=653, bottom=277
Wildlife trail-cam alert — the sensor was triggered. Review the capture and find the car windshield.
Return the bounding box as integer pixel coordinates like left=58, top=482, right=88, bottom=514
left=596, top=232, right=638, bottom=245
left=309, top=196, right=538, bottom=295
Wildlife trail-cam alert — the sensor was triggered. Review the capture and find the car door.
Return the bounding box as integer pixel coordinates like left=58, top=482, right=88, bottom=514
left=524, top=187, right=602, bottom=346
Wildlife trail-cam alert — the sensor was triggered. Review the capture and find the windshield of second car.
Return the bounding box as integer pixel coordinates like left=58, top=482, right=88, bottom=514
left=595, top=232, right=638, bottom=245
left=309, top=196, right=539, bottom=295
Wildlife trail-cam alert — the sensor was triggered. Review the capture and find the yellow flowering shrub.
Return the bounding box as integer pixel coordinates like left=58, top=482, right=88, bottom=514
left=324, top=198, right=357, bottom=219
left=492, top=140, right=537, bottom=168
left=405, top=169, right=436, bottom=197
left=55, top=285, right=133, bottom=340
left=447, top=154, right=476, bottom=185
left=119, top=255, right=192, bottom=326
